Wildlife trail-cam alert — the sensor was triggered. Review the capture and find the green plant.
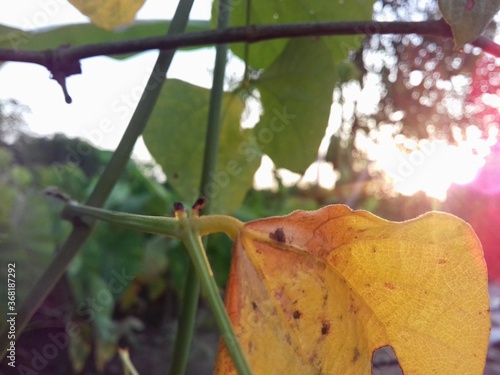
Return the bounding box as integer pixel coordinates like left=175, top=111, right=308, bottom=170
left=0, top=0, right=497, bottom=373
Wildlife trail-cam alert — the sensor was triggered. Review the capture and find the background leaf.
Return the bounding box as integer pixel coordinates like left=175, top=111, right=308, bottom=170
left=438, top=0, right=500, bottom=47
left=143, top=79, right=261, bottom=214
left=68, top=0, right=146, bottom=30
left=0, top=20, right=210, bottom=56
left=225, top=0, right=375, bottom=69
left=252, top=37, right=336, bottom=173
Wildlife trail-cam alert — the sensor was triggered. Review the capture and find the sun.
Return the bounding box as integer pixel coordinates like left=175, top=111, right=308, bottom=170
left=369, top=125, right=496, bottom=200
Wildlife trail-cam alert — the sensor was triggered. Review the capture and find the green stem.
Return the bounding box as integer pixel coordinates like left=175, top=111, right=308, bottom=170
left=167, top=265, right=200, bottom=375
left=199, top=13, right=231, bottom=202
left=243, top=0, right=252, bottom=82
left=197, top=215, right=242, bottom=239
left=0, top=0, right=195, bottom=360
left=169, top=1, right=235, bottom=373
left=177, top=213, right=252, bottom=375
left=62, top=201, right=243, bottom=240
left=62, top=201, right=178, bottom=237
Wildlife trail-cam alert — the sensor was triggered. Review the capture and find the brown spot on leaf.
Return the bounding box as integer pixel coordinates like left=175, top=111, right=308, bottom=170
left=384, top=282, right=396, bottom=290
left=308, top=351, right=318, bottom=364
left=293, top=310, right=302, bottom=319
left=269, top=227, right=286, bottom=243
left=173, top=173, right=179, bottom=179
left=251, top=301, right=257, bottom=310
left=321, top=321, right=330, bottom=335
left=465, top=0, right=474, bottom=11
left=437, top=258, right=447, bottom=264
left=349, top=296, right=359, bottom=314
left=352, top=348, right=360, bottom=363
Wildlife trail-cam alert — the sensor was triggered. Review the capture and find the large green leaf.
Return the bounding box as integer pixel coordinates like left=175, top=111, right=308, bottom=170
left=438, top=0, right=500, bottom=47
left=252, top=37, right=336, bottom=173
left=143, top=79, right=261, bottom=214
left=0, top=20, right=210, bottom=56
left=223, top=0, right=375, bottom=69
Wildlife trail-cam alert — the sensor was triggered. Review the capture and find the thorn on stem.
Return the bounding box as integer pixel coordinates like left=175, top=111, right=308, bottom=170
left=54, top=75, right=72, bottom=104
left=191, top=197, right=207, bottom=213
left=46, top=46, right=82, bottom=104
left=173, top=202, right=186, bottom=213
left=173, top=202, right=187, bottom=220
left=44, top=186, right=71, bottom=203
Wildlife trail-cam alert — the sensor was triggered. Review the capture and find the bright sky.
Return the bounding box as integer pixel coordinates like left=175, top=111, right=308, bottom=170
left=0, top=0, right=497, bottom=200
left=0, top=0, right=216, bottom=160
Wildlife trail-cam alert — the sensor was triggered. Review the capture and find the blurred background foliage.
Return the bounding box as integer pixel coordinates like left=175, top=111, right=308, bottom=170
left=0, top=0, right=499, bottom=374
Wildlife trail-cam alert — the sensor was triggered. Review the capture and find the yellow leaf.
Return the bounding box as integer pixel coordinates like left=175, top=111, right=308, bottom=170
left=68, top=0, right=145, bottom=30
left=215, top=205, right=490, bottom=374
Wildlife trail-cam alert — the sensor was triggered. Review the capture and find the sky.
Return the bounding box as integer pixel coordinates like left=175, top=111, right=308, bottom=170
left=0, top=0, right=218, bottom=161
left=0, top=0, right=498, bottom=199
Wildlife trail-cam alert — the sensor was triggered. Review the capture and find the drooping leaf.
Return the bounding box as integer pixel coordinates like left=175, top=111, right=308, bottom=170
left=143, top=79, right=261, bottom=214
left=0, top=20, right=210, bottom=56
left=215, top=205, right=490, bottom=374
left=252, top=38, right=336, bottom=173
left=68, top=0, right=145, bottom=30
left=438, top=0, right=500, bottom=47
left=223, top=0, right=375, bottom=69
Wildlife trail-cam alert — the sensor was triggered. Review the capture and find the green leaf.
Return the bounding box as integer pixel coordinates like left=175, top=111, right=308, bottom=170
left=143, top=79, right=261, bottom=214
left=0, top=20, right=210, bottom=56
left=68, top=0, right=146, bottom=30
left=252, top=37, right=336, bottom=173
left=224, top=0, right=375, bottom=69
left=438, top=0, right=500, bottom=47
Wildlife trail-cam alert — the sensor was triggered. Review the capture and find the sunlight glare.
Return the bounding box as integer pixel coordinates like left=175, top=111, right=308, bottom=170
left=367, top=125, right=489, bottom=200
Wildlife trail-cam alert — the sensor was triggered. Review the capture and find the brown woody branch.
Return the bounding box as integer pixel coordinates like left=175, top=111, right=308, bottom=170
left=0, top=19, right=457, bottom=67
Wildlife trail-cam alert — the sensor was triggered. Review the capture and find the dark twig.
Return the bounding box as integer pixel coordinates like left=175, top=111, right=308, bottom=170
left=0, top=20, right=457, bottom=72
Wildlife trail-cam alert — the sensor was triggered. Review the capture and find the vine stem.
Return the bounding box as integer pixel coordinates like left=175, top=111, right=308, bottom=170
left=168, top=0, right=238, bottom=373
left=62, top=201, right=244, bottom=240
left=176, top=209, right=252, bottom=375
left=242, top=0, right=252, bottom=82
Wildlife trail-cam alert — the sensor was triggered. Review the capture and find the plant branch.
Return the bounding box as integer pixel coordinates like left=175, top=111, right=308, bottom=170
left=474, top=35, right=500, bottom=57
left=62, top=200, right=244, bottom=239
left=0, top=20, right=465, bottom=72
left=176, top=209, right=252, bottom=375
